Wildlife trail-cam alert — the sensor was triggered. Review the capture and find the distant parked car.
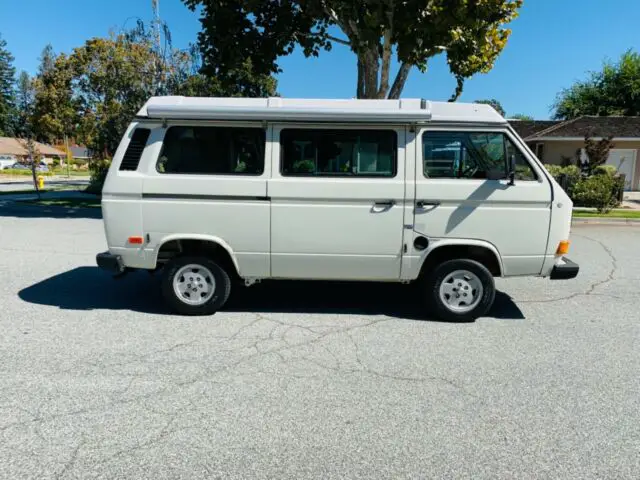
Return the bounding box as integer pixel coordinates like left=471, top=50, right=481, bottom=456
left=0, top=155, right=17, bottom=169
left=9, top=162, right=29, bottom=170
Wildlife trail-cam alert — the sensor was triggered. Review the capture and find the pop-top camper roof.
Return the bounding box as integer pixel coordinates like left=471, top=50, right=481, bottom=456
left=137, top=97, right=507, bottom=124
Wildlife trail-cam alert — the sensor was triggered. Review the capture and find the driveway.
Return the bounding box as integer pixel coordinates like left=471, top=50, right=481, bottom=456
left=0, top=207, right=638, bottom=479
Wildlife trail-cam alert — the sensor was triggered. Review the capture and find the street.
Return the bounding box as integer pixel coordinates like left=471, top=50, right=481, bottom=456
left=0, top=207, right=638, bottom=479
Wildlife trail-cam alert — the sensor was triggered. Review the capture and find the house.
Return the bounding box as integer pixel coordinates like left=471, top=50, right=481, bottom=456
left=0, top=137, right=66, bottom=165
left=510, top=117, right=640, bottom=191
left=69, top=146, right=90, bottom=163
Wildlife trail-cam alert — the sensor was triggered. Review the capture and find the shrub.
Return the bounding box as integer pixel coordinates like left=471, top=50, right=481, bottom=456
left=572, top=174, right=620, bottom=212
left=593, top=164, right=617, bottom=176
left=544, top=164, right=563, bottom=177
left=86, top=159, right=111, bottom=195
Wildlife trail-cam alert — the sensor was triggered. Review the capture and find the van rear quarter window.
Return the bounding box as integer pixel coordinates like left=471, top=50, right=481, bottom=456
left=156, top=126, right=265, bottom=175
left=280, top=129, right=397, bottom=177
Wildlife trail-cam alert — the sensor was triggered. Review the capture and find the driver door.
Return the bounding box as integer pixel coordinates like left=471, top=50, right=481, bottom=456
left=411, top=127, right=552, bottom=276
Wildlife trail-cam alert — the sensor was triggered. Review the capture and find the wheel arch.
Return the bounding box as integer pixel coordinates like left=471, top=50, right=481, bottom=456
left=417, top=239, right=504, bottom=279
left=152, top=234, right=241, bottom=278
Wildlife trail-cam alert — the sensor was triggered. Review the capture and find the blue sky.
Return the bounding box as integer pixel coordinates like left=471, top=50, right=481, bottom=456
left=1, top=0, right=639, bottom=119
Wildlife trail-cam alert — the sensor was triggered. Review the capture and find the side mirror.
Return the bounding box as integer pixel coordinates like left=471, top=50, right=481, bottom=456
left=508, top=154, right=516, bottom=185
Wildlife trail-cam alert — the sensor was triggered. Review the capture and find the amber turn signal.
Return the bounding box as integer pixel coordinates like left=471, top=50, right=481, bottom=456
left=556, top=240, right=570, bottom=255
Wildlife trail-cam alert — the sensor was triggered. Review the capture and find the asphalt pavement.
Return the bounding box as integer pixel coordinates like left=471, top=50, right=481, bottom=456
left=0, top=206, right=638, bottom=479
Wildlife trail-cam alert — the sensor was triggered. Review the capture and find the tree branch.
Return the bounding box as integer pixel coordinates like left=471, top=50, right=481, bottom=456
left=387, top=62, right=411, bottom=99
left=326, top=34, right=351, bottom=46
left=448, top=76, right=465, bottom=102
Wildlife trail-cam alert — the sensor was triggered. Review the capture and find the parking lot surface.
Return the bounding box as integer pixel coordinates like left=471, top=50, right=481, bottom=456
left=0, top=206, right=638, bottom=479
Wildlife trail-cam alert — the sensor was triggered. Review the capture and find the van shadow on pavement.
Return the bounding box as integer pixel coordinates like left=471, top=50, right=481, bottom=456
left=0, top=201, right=102, bottom=220
left=18, top=267, right=525, bottom=322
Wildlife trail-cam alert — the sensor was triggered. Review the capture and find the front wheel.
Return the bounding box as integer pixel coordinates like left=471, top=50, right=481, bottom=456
left=161, top=256, right=232, bottom=315
left=424, top=259, right=496, bottom=322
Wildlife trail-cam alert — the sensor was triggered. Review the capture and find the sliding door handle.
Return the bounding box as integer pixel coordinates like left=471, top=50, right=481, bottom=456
left=374, top=200, right=395, bottom=207
left=416, top=200, right=441, bottom=209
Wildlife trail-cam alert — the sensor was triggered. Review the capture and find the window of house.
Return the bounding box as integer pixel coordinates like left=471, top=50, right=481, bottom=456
left=535, top=143, right=545, bottom=162
left=422, top=131, right=537, bottom=181
left=280, top=129, right=397, bottom=177
left=156, top=126, right=265, bottom=175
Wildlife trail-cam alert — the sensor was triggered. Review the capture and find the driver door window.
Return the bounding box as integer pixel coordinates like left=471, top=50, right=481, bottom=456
left=422, top=131, right=536, bottom=180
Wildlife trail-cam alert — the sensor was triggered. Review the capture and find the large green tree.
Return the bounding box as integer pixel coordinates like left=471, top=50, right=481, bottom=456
left=14, top=71, right=35, bottom=137
left=183, top=0, right=522, bottom=100
left=38, top=44, right=57, bottom=76
left=0, top=34, right=16, bottom=136
left=554, top=50, right=640, bottom=119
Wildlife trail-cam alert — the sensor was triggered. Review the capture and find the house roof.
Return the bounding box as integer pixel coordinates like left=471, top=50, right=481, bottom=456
left=509, top=120, right=562, bottom=139
left=510, top=116, right=640, bottom=140
left=0, top=137, right=66, bottom=157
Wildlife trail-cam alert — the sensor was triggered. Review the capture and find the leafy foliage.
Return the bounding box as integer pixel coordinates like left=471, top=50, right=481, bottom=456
left=474, top=99, right=506, bottom=116
left=510, top=113, right=533, bottom=120
left=571, top=172, right=620, bottom=213
left=183, top=0, right=522, bottom=99
left=38, top=44, right=56, bottom=76
left=0, top=34, right=16, bottom=136
left=554, top=50, right=640, bottom=119
left=544, top=164, right=622, bottom=213
left=14, top=71, right=35, bottom=137
left=583, top=135, right=614, bottom=175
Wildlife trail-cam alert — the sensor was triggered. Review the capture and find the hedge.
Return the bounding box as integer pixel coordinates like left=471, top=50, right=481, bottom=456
left=545, top=164, right=625, bottom=213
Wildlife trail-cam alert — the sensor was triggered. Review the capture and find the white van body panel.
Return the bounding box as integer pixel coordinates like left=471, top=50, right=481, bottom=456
left=138, top=121, right=271, bottom=278
left=100, top=97, right=576, bottom=284
left=268, top=124, right=406, bottom=280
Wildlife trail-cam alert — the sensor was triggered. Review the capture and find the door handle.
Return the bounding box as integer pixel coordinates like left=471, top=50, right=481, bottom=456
left=374, top=200, right=395, bottom=207
left=416, top=200, right=441, bottom=209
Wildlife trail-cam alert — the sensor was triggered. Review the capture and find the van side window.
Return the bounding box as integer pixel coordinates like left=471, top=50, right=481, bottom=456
left=157, top=126, right=265, bottom=175
left=280, top=129, right=397, bottom=177
left=423, top=131, right=537, bottom=180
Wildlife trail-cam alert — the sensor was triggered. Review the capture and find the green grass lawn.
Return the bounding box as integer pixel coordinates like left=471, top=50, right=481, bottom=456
left=0, top=169, right=54, bottom=176
left=573, top=209, right=640, bottom=219
left=16, top=197, right=101, bottom=209
left=51, top=169, right=91, bottom=177
left=1, top=168, right=89, bottom=177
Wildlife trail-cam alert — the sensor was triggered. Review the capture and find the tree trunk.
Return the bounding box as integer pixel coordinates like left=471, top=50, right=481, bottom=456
left=388, top=63, right=411, bottom=99
left=378, top=28, right=392, bottom=99
left=360, top=48, right=380, bottom=99
left=357, top=58, right=365, bottom=99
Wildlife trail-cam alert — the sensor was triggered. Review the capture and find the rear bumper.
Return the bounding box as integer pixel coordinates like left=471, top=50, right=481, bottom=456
left=550, top=257, right=579, bottom=280
left=96, top=251, right=125, bottom=274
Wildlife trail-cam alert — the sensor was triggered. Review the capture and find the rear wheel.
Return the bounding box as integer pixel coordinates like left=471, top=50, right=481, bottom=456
left=161, top=256, right=231, bottom=315
left=424, top=259, right=495, bottom=322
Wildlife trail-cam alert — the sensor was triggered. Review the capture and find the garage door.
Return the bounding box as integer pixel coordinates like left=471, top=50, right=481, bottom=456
left=607, top=149, right=636, bottom=191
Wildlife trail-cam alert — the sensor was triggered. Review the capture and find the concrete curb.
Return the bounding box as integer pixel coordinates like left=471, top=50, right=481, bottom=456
left=572, top=217, right=640, bottom=226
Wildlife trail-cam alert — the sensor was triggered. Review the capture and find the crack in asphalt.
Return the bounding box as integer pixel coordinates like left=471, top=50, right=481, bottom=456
left=0, top=311, right=477, bottom=474
left=519, top=233, right=618, bottom=304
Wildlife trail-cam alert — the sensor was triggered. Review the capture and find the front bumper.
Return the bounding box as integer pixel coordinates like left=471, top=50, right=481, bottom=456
left=96, top=251, right=125, bottom=274
left=550, top=257, right=579, bottom=280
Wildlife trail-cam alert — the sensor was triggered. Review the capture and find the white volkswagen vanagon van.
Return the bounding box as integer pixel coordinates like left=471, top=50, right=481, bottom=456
left=97, top=97, right=579, bottom=321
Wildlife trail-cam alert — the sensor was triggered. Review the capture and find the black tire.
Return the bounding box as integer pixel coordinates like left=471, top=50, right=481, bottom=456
left=161, top=256, right=232, bottom=316
left=424, top=258, right=496, bottom=322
